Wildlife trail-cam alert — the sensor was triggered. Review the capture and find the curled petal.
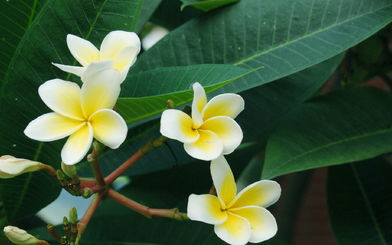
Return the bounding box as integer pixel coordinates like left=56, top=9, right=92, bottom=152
left=184, top=130, right=223, bottom=161
left=214, top=212, right=251, bottom=245
left=90, top=109, right=128, bottom=149
left=231, top=206, right=277, bottom=243
left=160, top=109, right=199, bottom=143
left=61, top=123, right=93, bottom=165
left=67, top=34, right=99, bottom=67
left=52, top=63, right=86, bottom=77
left=81, top=70, right=121, bottom=117
left=202, top=93, right=244, bottom=121
left=211, top=155, right=237, bottom=207
left=38, top=79, right=84, bottom=120
left=187, top=194, right=227, bottom=225
left=24, top=113, right=84, bottom=142
left=191, top=82, right=207, bottom=128
left=201, top=116, right=243, bottom=155
left=100, top=31, right=141, bottom=61
left=229, top=180, right=281, bottom=209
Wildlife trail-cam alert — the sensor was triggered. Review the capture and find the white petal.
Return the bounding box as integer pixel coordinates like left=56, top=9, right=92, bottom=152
left=24, top=113, right=84, bottom=141
left=67, top=34, right=100, bottom=67
left=52, top=63, right=86, bottom=77
left=160, top=109, right=199, bottom=143
left=214, top=212, right=251, bottom=245
left=187, top=194, right=227, bottom=225
left=38, top=79, right=84, bottom=120
left=202, top=93, right=244, bottom=121
left=61, top=123, right=93, bottom=165
left=211, top=155, right=237, bottom=207
left=81, top=71, right=121, bottom=117
left=89, top=109, right=127, bottom=149
left=201, top=116, right=243, bottom=155
left=112, top=46, right=139, bottom=73
left=231, top=206, right=277, bottom=243
left=184, top=130, right=223, bottom=161
left=81, top=60, right=115, bottom=83
left=229, top=180, right=281, bottom=209
left=191, top=82, right=207, bottom=128
left=100, top=31, right=141, bottom=61
left=0, top=156, right=42, bottom=179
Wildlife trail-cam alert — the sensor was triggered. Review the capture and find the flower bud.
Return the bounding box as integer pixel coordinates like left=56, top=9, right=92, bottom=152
left=69, top=207, right=78, bottom=224
left=61, top=162, right=78, bottom=178
left=0, top=156, right=43, bottom=179
left=3, top=226, right=40, bottom=245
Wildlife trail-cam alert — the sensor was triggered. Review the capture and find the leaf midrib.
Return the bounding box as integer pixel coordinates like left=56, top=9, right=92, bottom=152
left=265, top=127, right=392, bottom=178
left=234, top=3, right=392, bottom=66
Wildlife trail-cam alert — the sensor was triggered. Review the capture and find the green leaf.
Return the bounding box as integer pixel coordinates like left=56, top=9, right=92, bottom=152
left=327, top=158, right=392, bottom=245
left=83, top=243, right=157, bottom=245
left=134, top=0, right=392, bottom=90
left=0, top=0, right=158, bottom=222
left=117, top=64, right=254, bottom=124
left=263, top=87, right=392, bottom=179
left=181, top=0, right=239, bottom=12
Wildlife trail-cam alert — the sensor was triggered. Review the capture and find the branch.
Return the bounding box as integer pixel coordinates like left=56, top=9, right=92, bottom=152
left=77, top=194, right=103, bottom=236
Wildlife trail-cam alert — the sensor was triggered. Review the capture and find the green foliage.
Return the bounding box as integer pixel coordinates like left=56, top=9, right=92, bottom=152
left=181, top=0, right=239, bottom=11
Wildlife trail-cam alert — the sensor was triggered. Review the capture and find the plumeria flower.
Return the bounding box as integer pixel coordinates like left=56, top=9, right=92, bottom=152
left=53, top=30, right=140, bottom=83
left=187, top=156, right=281, bottom=245
left=0, top=155, right=44, bottom=179
left=160, top=83, right=244, bottom=161
left=4, top=226, right=46, bottom=245
left=24, top=66, right=127, bottom=165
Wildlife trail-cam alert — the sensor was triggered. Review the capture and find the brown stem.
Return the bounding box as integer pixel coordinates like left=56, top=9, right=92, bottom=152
left=106, top=189, right=188, bottom=221
left=41, top=164, right=57, bottom=176
left=77, top=194, right=102, bottom=236
left=89, top=157, right=105, bottom=187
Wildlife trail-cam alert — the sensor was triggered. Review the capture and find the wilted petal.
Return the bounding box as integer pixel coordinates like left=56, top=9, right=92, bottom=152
left=160, top=109, right=199, bottom=143
left=201, top=116, right=243, bottom=155
left=89, top=109, right=127, bottom=149
left=231, top=206, right=277, bottom=243
left=229, top=180, right=281, bottom=209
left=81, top=70, right=121, bottom=117
left=24, top=112, right=84, bottom=142
left=202, top=94, right=244, bottom=121
left=184, top=130, right=223, bottom=161
left=38, top=79, right=84, bottom=120
left=211, top=155, right=237, bottom=207
left=52, top=63, right=86, bottom=77
left=214, top=212, right=251, bottom=245
left=191, top=82, right=207, bottom=128
left=187, top=194, right=227, bottom=225
left=100, top=31, right=140, bottom=61
left=61, top=123, right=93, bottom=165
left=67, top=34, right=99, bottom=67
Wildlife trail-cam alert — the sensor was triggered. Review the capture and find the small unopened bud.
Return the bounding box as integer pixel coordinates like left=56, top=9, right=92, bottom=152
left=0, top=156, right=44, bottom=179
left=166, top=99, right=175, bottom=109
left=61, top=162, right=78, bottom=178
left=69, top=207, right=78, bottom=224
left=56, top=170, right=66, bottom=181
left=81, top=188, right=94, bottom=198
left=3, top=226, right=40, bottom=245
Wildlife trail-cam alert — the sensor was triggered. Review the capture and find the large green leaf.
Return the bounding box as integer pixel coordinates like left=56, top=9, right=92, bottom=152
left=262, top=87, right=392, bottom=179
left=181, top=0, right=239, bottom=12
left=0, top=0, right=159, bottom=222
left=327, top=158, right=392, bottom=245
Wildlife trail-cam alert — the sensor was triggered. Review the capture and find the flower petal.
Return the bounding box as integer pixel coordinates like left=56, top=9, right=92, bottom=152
left=100, top=31, right=140, bottom=61
left=202, top=93, right=244, bottom=121
left=160, top=109, right=199, bottom=143
left=80, top=70, right=121, bottom=117
left=214, top=212, right=251, bottom=245
left=113, top=46, right=139, bottom=72
left=67, top=34, right=100, bottom=67
left=187, top=194, right=228, bottom=225
left=61, top=123, right=93, bottom=165
left=211, top=155, right=237, bottom=207
left=89, top=109, right=127, bottom=149
left=24, top=113, right=84, bottom=142
left=191, top=82, right=207, bottom=128
left=81, top=60, right=115, bottom=83
left=201, top=116, right=243, bottom=155
left=231, top=206, right=277, bottom=243
left=229, top=180, right=281, bottom=209
left=52, top=63, right=86, bottom=77
left=184, top=130, right=223, bottom=161
left=38, top=79, right=84, bottom=120
left=0, top=156, right=43, bottom=179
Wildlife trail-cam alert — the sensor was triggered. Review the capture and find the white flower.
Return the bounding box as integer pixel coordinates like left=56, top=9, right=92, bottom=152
left=0, top=156, right=43, bottom=179
left=160, top=82, right=244, bottom=161
left=53, top=30, right=141, bottom=83
left=4, top=226, right=41, bottom=245
left=187, top=156, right=281, bottom=245
left=24, top=66, right=127, bottom=165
